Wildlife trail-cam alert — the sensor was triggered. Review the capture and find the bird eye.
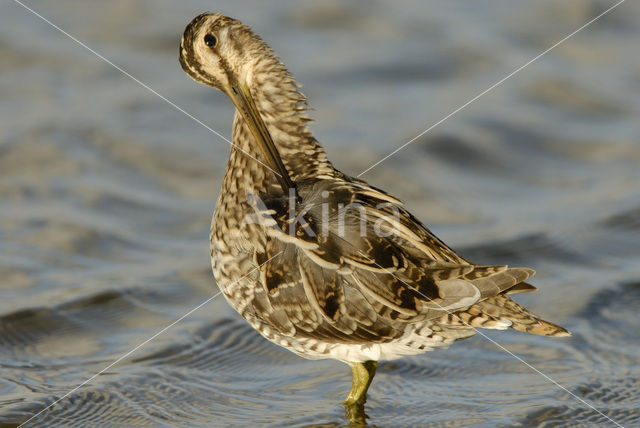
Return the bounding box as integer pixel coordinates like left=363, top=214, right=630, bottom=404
left=204, top=34, right=217, bottom=48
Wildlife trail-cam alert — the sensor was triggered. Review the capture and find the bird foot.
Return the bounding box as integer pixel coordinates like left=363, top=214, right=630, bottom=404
left=344, top=400, right=367, bottom=426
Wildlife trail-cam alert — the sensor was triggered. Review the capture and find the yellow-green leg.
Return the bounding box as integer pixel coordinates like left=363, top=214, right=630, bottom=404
left=344, top=361, right=377, bottom=425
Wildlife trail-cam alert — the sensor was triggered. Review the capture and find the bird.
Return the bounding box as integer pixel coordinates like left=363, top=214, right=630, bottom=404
left=179, top=12, right=570, bottom=424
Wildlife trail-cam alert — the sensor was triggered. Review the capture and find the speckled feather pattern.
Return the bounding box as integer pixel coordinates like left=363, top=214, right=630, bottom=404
left=181, top=13, right=569, bottom=363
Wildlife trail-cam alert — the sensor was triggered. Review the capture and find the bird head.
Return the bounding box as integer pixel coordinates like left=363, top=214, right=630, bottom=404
left=180, top=13, right=257, bottom=92
left=180, top=13, right=295, bottom=192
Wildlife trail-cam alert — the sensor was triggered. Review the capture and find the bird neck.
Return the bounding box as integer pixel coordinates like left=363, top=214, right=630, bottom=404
left=225, top=62, right=335, bottom=196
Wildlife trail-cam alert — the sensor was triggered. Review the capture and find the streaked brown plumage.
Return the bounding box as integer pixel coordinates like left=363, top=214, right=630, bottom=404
left=179, top=13, right=570, bottom=424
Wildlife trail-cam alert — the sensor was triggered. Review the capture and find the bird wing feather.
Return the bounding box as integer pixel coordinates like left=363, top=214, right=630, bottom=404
left=251, top=177, right=535, bottom=338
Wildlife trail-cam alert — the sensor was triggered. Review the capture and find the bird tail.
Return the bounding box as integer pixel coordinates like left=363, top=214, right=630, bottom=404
left=472, top=294, right=571, bottom=337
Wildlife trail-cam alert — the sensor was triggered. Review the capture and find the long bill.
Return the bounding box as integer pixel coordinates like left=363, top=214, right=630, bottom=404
left=227, top=83, right=296, bottom=193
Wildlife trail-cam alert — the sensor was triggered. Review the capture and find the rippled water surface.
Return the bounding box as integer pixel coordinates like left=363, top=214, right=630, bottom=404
left=1, top=1, right=639, bottom=427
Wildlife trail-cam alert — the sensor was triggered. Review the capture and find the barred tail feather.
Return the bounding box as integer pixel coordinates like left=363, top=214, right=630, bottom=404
left=511, top=317, right=571, bottom=337
left=468, top=294, right=571, bottom=337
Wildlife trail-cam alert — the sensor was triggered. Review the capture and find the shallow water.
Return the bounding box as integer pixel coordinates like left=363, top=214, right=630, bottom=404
left=1, top=0, right=639, bottom=426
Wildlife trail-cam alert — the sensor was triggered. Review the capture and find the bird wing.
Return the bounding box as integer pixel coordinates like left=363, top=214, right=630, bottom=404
left=249, top=177, right=535, bottom=339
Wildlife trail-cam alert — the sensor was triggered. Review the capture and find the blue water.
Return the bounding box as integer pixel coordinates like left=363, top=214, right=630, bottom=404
left=1, top=1, right=639, bottom=426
